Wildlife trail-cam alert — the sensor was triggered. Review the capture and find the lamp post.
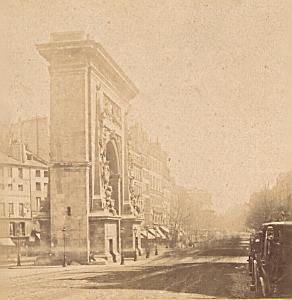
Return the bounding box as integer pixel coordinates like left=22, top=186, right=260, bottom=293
left=120, top=227, right=125, bottom=265
left=155, top=228, right=158, bottom=255
left=62, top=227, right=67, bottom=267
left=133, top=227, right=137, bottom=262
left=16, top=230, right=21, bottom=267
left=146, top=226, right=150, bottom=258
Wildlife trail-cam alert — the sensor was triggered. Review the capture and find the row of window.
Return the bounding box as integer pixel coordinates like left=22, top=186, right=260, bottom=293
left=0, top=167, right=48, bottom=178
left=133, top=179, right=162, bottom=195
left=133, top=166, right=165, bottom=193
left=143, top=169, right=150, bottom=180
left=150, top=175, right=163, bottom=192
left=0, top=202, right=26, bottom=217
left=35, top=197, right=50, bottom=212
left=143, top=182, right=150, bottom=192
left=152, top=212, right=164, bottom=225
left=132, top=166, right=142, bottom=181
left=0, top=196, right=50, bottom=216
left=142, top=155, right=164, bottom=174
left=0, top=182, right=47, bottom=191
left=9, top=222, right=25, bottom=236
left=134, top=184, right=142, bottom=197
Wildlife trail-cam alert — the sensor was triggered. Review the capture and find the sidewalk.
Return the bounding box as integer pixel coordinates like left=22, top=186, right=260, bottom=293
left=118, top=248, right=172, bottom=267
left=0, top=256, right=36, bottom=268
left=1, top=248, right=172, bottom=271
left=0, top=248, right=173, bottom=287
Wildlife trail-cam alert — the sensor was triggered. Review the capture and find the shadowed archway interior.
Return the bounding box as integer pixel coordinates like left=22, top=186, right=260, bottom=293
left=106, top=140, right=120, bottom=213
left=106, top=140, right=119, bottom=175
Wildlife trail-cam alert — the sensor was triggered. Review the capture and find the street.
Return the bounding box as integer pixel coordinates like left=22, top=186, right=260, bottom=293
left=1, top=235, right=253, bottom=300
left=1, top=5, right=291, bottom=300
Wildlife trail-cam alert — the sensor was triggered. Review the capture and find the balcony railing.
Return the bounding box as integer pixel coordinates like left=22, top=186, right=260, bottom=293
left=32, top=210, right=50, bottom=219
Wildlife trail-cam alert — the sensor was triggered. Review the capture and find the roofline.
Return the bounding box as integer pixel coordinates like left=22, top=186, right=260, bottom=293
left=93, top=41, right=139, bottom=97
left=262, top=221, right=292, bottom=226
left=0, top=162, right=48, bottom=169
left=37, top=39, right=139, bottom=100
left=0, top=151, right=48, bottom=169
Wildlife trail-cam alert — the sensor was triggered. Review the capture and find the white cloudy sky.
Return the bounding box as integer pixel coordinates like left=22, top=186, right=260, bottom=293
left=0, top=0, right=292, bottom=212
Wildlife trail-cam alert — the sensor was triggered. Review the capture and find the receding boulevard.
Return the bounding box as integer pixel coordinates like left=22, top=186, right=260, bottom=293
left=1, top=235, right=252, bottom=300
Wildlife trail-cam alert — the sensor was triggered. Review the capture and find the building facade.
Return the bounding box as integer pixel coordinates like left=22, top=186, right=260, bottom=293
left=128, top=123, right=171, bottom=241
left=37, top=31, right=142, bottom=263
left=0, top=142, right=49, bottom=255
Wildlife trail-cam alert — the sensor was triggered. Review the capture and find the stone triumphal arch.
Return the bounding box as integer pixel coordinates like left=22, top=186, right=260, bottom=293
left=37, top=31, right=143, bottom=263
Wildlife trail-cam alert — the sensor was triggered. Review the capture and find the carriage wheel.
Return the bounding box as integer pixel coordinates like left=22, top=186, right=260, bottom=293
left=254, top=261, right=264, bottom=297
left=250, top=259, right=256, bottom=291
left=248, top=256, right=253, bottom=276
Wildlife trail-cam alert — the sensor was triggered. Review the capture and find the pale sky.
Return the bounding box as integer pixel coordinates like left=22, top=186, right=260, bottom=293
left=0, top=0, right=292, bottom=212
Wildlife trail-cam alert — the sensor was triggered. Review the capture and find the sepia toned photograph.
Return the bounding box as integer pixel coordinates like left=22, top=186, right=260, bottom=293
left=0, top=1, right=292, bottom=299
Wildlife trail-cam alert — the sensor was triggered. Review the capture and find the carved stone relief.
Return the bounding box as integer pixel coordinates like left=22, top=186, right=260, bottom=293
left=99, top=130, right=119, bottom=216
left=95, top=90, right=124, bottom=216
left=103, top=94, right=122, bottom=129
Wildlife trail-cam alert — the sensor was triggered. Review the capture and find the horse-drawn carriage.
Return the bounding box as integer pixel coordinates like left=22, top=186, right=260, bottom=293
left=249, top=221, right=292, bottom=297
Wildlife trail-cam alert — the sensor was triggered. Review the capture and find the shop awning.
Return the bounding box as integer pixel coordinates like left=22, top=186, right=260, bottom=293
left=159, top=226, right=170, bottom=233
left=140, top=230, right=155, bottom=239
left=155, top=227, right=166, bottom=239
left=147, top=228, right=157, bottom=237
left=0, top=238, right=15, bottom=247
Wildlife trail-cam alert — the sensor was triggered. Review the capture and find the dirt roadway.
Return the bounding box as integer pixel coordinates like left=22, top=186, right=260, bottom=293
left=1, top=246, right=252, bottom=300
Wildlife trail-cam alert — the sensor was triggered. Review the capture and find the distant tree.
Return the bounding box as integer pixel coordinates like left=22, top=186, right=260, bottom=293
left=246, top=172, right=292, bottom=230
left=169, top=187, right=217, bottom=246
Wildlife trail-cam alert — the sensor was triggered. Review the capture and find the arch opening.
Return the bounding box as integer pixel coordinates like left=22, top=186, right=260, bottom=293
left=106, top=141, right=119, bottom=175
left=105, top=140, right=120, bottom=214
